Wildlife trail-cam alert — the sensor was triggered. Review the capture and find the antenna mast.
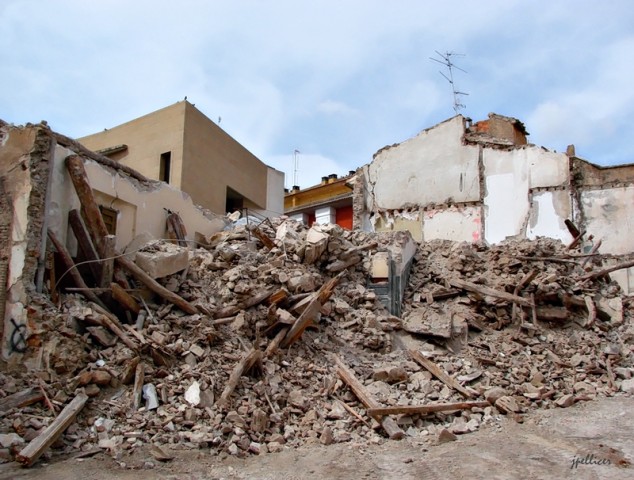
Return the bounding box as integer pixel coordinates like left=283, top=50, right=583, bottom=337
left=430, top=51, right=468, bottom=114
left=292, top=149, right=300, bottom=187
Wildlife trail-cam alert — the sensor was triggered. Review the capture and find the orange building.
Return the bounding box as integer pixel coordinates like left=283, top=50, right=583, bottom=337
left=284, top=173, right=355, bottom=229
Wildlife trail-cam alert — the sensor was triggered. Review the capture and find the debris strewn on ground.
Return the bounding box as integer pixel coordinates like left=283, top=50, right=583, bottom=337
left=1, top=206, right=633, bottom=467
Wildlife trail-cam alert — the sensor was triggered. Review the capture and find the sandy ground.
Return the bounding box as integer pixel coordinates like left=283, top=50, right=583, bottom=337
left=1, top=396, right=632, bottom=480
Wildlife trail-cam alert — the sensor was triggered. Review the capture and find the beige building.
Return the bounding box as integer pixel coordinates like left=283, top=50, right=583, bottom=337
left=78, top=101, right=284, bottom=217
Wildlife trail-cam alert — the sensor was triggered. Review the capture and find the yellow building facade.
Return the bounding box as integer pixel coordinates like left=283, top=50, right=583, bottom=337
left=78, top=101, right=284, bottom=217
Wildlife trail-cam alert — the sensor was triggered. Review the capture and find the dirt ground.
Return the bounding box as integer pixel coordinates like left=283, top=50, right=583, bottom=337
left=1, top=395, right=632, bottom=480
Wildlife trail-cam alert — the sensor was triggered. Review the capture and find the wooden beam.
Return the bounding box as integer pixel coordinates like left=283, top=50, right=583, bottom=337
left=580, top=257, right=634, bottom=281
left=217, top=348, right=262, bottom=406
left=0, top=387, right=44, bottom=415
left=449, top=277, right=533, bottom=307
left=16, top=392, right=88, bottom=466
left=333, top=355, right=405, bottom=440
left=65, top=155, right=109, bottom=257
left=111, top=283, right=141, bottom=314
left=409, top=349, right=474, bottom=399
left=264, top=327, right=289, bottom=358
left=367, top=400, right=490, bottom=417
left=68, top=209, right=102, bottom=282
left=115, top=256, right=198, bottom=315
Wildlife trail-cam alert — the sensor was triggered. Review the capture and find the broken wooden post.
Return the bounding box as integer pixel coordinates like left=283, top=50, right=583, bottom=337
left=409, top=349, right=475, bottom=399
left=68, top=209, right=102, bottom=283
left=16, top=392, right=89, bottom=467
left=47, top=229, right=108, bottom=311
left=332, top=354, right=405, bottom=440
left=218, top=348, right=262, bottom=406
left=131, top=361, right=145, bottom=411
left=166, top=210, right=188, bottom=246
left=99, top=234, right=116, bottom=289
left=367, top=400, right=490, bottom=417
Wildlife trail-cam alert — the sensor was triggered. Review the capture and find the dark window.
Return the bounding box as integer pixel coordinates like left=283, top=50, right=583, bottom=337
left=99, top=206, right=118, bottom=235
left=160, top=151, right=171, bottom=183
left=226, top=187, right=244, bottom=214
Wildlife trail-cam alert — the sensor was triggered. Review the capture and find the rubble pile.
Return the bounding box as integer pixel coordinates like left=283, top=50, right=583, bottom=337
left=0, top=218, right=633, bottom=466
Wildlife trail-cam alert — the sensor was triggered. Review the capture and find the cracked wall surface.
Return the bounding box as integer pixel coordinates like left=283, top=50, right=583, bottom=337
left=0, top=124, right=51, bottom=358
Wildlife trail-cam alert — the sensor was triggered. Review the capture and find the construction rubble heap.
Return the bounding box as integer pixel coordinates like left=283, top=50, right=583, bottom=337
left=1, top=212, right=634, bottom=468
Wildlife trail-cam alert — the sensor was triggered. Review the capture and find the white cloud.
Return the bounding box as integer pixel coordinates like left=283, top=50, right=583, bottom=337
left=1, top=0, right=633, bottom=180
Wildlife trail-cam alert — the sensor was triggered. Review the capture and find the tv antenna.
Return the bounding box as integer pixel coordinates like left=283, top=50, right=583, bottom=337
left=430, top=51, right=468, bottom=114
left=292, top=149, right=300, bottom=187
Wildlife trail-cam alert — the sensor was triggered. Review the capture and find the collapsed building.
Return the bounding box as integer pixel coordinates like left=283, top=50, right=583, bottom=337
left=354, top=113, right=634, bottom=293
left=0, top=116, right=632, bottom=470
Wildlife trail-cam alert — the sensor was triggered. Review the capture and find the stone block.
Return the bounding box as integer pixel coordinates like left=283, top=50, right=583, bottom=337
left=135, top=248, right=189, bottom=279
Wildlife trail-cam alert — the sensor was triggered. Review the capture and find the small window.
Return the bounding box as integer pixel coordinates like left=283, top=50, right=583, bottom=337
left=99, top=206, right=118, bottom=235
left=160, top=151, right=171, bottom=183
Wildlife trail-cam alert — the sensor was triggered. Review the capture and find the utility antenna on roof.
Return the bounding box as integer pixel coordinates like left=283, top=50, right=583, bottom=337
left=430, top=51, right=468, bottom=114
left=292, top=149, right=301, bottom=187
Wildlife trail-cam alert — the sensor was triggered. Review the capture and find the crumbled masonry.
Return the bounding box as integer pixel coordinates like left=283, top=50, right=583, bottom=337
left=0, top=218, right=633, bottom=466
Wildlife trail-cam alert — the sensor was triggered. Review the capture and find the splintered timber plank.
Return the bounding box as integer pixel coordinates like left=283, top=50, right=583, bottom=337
left=408, top=349, right=474, bottom=399
left=16, top=393, right=89, bottom=466
left=333, top=355, right=405, bottom=440
left=367, top=401, right=490, bottom=417
left=218, top=348, right=262, bottom=406
left=282, top=271, right=344, bottom=348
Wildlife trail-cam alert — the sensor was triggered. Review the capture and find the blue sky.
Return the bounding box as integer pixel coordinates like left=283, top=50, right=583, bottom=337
left=2, top=0, right=633, bottom=189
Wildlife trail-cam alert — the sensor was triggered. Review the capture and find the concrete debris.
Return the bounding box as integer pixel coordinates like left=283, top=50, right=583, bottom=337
left=1, top=219, right=634, bottom=465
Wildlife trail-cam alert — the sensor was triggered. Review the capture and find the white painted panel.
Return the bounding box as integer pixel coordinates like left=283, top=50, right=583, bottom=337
left=423, top=206, right=482, bottom=243
left=527, top=191, right=570, bottom=242
left=484, top=172, right=529, bottom=244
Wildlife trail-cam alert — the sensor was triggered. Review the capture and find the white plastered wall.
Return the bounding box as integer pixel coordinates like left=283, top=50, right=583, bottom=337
left=367, top=117, right=480, bottom=210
